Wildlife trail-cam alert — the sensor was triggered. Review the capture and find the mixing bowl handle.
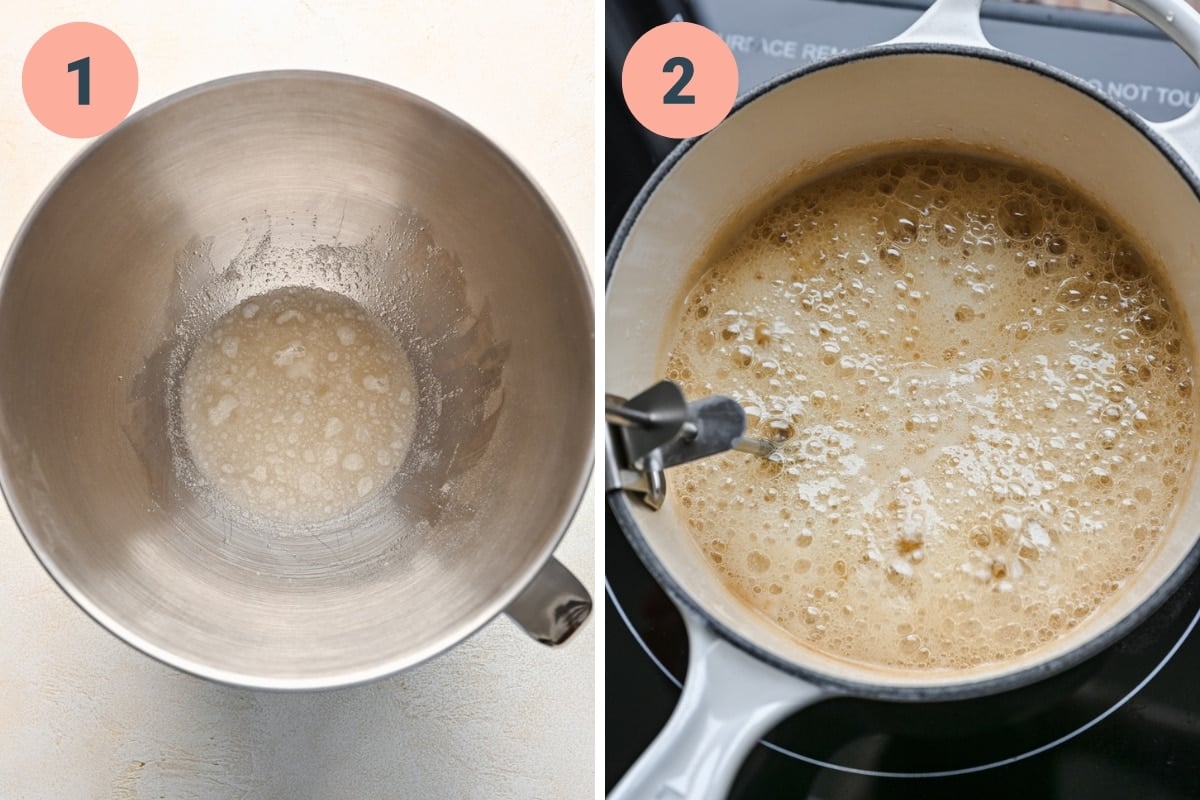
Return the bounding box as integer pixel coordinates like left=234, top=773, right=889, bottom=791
left=503, top=556, right=592, bottom=646
left=890, top=0, right=1200, bottom=174
left=609, top=606, right=828, bottom=800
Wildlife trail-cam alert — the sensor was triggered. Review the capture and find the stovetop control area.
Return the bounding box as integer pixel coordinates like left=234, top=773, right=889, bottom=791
left=606, top=0, right=1200, bottom=241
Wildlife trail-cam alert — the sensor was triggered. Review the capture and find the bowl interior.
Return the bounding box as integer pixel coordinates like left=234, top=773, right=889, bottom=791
left=0, top=72, right=593, bottom=687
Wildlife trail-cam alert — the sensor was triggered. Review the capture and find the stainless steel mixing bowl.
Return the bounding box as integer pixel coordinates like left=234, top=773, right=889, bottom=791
left=0, top=71, right=593, bottom=689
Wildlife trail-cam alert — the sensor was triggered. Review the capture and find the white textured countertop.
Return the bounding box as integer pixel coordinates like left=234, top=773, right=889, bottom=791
left=0, top=2, right=595, bottom=798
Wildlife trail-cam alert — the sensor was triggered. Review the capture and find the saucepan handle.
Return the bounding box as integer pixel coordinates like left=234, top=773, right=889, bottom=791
left=609, top=605, right=828, bottom=800
left=890, top=0, right=1200, bottom=171
left=504, top=557, right=592, bottom=646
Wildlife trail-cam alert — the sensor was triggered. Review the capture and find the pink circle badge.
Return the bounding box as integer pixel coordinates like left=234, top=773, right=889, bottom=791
left=22, top=22, right=138, bottom=139
left=621, top=22, right=739, bottom=139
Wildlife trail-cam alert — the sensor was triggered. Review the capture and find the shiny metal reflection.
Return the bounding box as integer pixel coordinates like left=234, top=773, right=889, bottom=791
left=0, top=71, right=593, bottom=689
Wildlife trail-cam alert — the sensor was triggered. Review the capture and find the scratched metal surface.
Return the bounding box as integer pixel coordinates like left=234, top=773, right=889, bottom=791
left=0, top=2, right=595, bottom=798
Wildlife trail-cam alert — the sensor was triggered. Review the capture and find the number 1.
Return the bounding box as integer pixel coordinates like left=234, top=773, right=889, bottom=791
left=67, top=56, right=90, bottom=105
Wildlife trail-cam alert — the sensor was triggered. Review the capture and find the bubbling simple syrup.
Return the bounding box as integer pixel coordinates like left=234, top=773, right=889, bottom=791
left=665, top=151, right=1198, bottom=670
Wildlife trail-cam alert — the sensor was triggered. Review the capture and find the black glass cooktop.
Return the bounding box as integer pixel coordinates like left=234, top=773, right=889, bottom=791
left=605, top=1, right=1200, bottom=797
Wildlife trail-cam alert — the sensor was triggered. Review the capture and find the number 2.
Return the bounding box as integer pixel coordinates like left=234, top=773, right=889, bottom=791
left=67, top=56, right=90, bottom=105
left=662, top=56, right=696, bottom=105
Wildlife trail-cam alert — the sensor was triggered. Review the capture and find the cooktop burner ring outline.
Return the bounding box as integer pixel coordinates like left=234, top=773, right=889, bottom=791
left=606, top=576, right=1200, bottom=778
